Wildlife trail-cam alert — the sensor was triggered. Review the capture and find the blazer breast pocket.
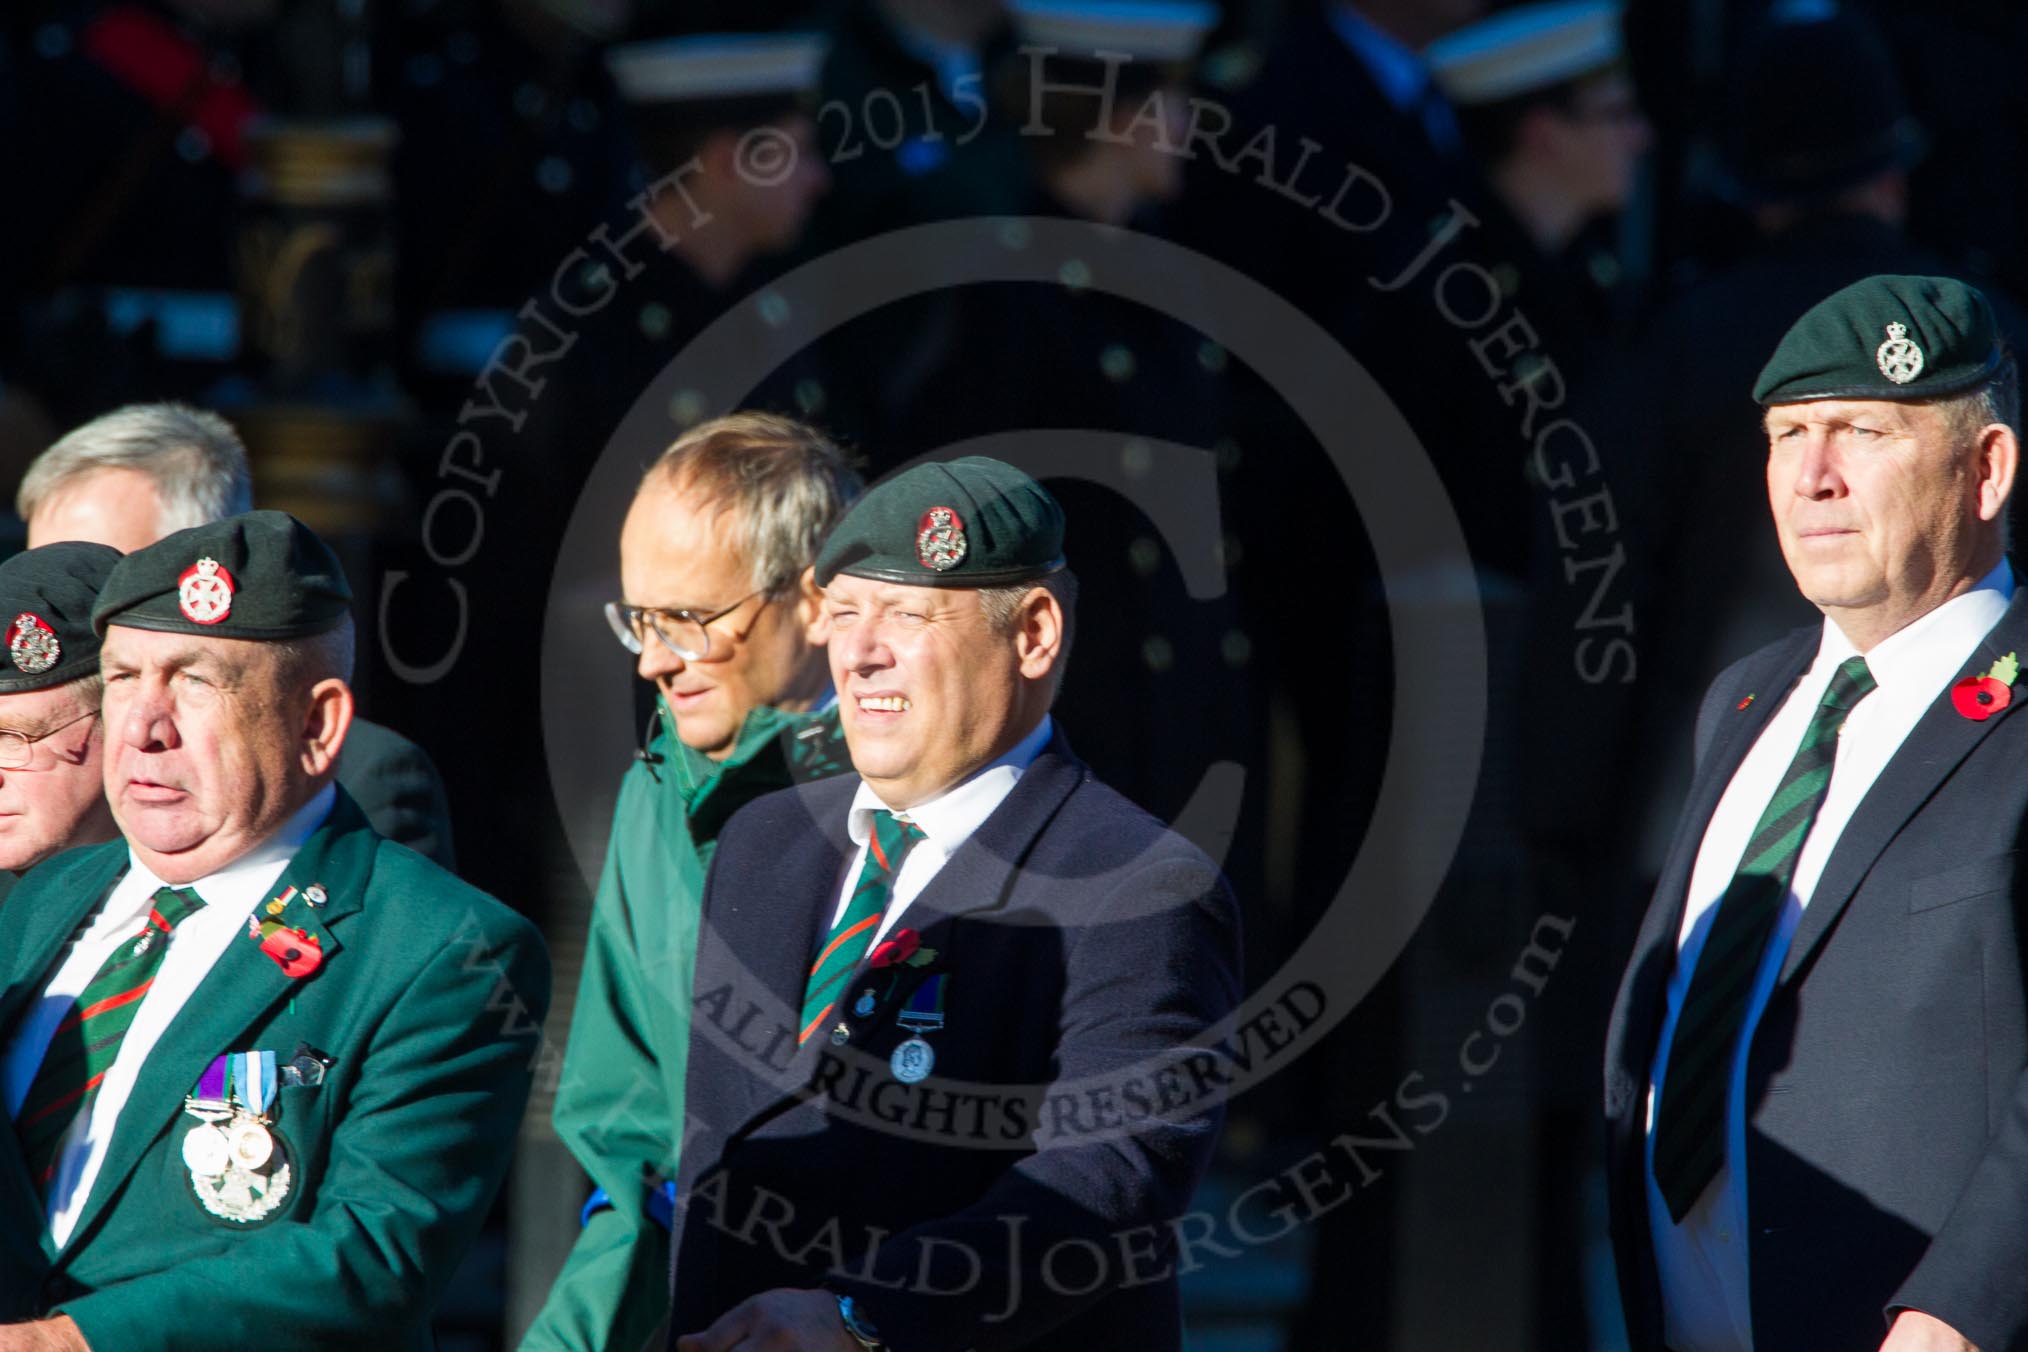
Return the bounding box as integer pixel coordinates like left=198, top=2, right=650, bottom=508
left=1906, top=851, right=2018, bottom=914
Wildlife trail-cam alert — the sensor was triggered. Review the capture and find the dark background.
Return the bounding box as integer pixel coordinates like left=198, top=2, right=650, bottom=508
left=2, top=0, right=2023, bottom=1347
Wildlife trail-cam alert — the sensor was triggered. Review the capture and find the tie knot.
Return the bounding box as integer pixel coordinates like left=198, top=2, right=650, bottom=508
left=1822, top=656, right=1877, bottom=711
left=868, top=810, right=926, bottom=874
left=150, top=885, right=206, bottom=932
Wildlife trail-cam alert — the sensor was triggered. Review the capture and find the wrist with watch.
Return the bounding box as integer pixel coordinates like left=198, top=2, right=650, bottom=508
left=835, top=1293, right=885, bottom=1350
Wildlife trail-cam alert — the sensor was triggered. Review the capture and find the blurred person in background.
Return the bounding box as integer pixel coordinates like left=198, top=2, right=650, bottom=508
left=809, top=0, right=1030, bottom=243
left=1429, top=0, right=1650, bottom=338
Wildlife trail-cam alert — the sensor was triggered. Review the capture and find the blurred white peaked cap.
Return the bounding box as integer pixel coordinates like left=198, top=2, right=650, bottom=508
left=606, top=31, right=830, bottom=105
left=1424, top=0, right=1624, bottom=106
left=1010, top=1, right=1222, bottom=63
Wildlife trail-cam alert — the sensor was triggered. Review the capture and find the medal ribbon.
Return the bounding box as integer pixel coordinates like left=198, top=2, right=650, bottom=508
left=225, top=1050, right=278, bottom=1116
left=196, top=1055, right=229, bottom=1105
left=897, top=974, right=946, bottom=1034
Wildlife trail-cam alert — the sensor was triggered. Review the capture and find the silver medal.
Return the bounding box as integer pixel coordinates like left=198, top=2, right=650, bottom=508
left=229, top=1116, right=274, bottom=1171
left=181, top=1124, right=231, bottom=1177
left=890, top=1036, right=935, bottom=1084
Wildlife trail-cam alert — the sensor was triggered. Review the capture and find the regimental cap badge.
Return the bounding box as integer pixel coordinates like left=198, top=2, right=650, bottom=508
left=5, top=612, right=60, bottom=675
left=177, top=557, right=236, bottom=625
left=916, top=506, right=968, bottom=572
left=1876, top=320, right=1924, bottom=385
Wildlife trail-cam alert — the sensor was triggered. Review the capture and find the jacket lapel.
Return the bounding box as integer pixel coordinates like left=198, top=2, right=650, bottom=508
left=1777, top=599, right=2028, bottom=985
left=1651, top=637, right=1816, bottom=966
left=0, top=848, right=129, bottom=1039
left=699, top=777, right=850, bottom=1106
left=749, top=732, right=1087, bottom=1107
left=53, top=792, right=377, bottom=1262
left=1609, top=632, right=1814, bottom=1123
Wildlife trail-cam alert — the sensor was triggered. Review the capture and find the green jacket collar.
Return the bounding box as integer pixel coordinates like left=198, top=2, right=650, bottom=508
left=660, top=700, right=848, bottom=843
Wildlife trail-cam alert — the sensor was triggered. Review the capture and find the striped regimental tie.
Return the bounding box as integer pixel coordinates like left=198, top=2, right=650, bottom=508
left=13, top=886, right=207, bottom=1196
left=1652, top=656, right=1876, bottom=1221
left=800, top=811, right=926, bottom=1045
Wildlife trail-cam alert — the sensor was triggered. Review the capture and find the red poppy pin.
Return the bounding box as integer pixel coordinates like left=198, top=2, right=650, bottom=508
left=1737, top=694, right=1755, bottom=711
left=867, top=927, right=938, bottom=969
left=1952, top=651, right=2018, bottom=721
left=252, top=917, right=324, bottom=977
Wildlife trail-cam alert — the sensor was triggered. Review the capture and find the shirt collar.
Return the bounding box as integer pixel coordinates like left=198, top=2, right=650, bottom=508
left=1816, top=559, right=2016, bottom=693
left=848, top=715, right=1054, bottom=851
left=124, top=783, right=336, bottom=916
left=1327, top=4, right=1430, bottom=113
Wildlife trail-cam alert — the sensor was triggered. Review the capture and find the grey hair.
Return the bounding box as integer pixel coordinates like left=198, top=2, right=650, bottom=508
left=1931, top=355, right=2021, bottom=547
left=642, top=413, right=863, bottom=595
left=57, top=671, right=105, bottom=716
left=1933, top=353, right=2022, bottom=449
left=272, top=619, right=357, bottom=690
left=977, top=569, right=1079, bottom=698
left=18, top=402, right=253, bottom=531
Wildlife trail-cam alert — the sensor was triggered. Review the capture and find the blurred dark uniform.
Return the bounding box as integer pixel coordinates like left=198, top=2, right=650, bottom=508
left=379, top=1, right=636, bottom=354
left=807, top=0, right=1033, bottom=246
left=0, top=1, right=263, bottom=427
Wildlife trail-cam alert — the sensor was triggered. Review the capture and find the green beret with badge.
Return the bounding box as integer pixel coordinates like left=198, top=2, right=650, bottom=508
left=0, top=541, right=122, bottom=693
left=814, top=455, right=1066, bottom=588
left=1755, top=274, right=2006, bottom=405
left=92, top=509, right=352, bottom=640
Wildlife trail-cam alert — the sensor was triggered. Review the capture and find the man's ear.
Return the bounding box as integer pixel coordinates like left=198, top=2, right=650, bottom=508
left=1013, top=587, right=1065, bottom=681
left=798, top=567, right=831, bottom=645
left=1977, top=423, right=2019, bottom=524
left=301, top=678, right=355, bottom=778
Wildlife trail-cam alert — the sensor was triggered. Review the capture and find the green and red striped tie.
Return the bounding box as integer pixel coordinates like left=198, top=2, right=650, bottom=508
left=14, top=886, right=207, bottom=1196
left=800, top=811, right=925, bottom=1045
left=1652, top=656, right=1876, bottom=1221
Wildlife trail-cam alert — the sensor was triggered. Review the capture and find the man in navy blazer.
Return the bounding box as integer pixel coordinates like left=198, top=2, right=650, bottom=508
left=1605, top=274, right=2028, bottom=1352
left=667, top=457, right=1242, bottom=1352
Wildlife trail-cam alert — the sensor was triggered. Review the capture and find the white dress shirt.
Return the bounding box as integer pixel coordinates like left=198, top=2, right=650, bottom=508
left=3, top=784, right=335, bottom=1248
left=829, top=717, right=1054, bottom=945
left=1645, top=564, right=2014, bottom=1352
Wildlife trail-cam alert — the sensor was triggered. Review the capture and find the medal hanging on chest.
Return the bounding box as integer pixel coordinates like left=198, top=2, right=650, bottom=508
left=180, top=1050, right=293, bottom=1222
left=890, top=974, right=946, bottom=1085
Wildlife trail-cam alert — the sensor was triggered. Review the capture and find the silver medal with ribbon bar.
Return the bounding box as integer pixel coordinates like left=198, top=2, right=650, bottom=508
left=890, top=973, right=946, bottom=1085
left=183, top=1050, right=293, bottom=1222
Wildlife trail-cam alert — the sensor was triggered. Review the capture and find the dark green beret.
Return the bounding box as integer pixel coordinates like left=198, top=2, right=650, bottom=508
left=92, top=510, right=352, bottom=640
left=1755, top=274, right=2004, bottom=405
left=0, top=542, right=122, bottom=694
left=814, top=456, right=1066, bottom=588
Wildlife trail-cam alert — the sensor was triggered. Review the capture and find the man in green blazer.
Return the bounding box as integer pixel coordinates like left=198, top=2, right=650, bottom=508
left=523, top=414, right=859, bottom=1352
left=0, top=510, right=547, bottom=1351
